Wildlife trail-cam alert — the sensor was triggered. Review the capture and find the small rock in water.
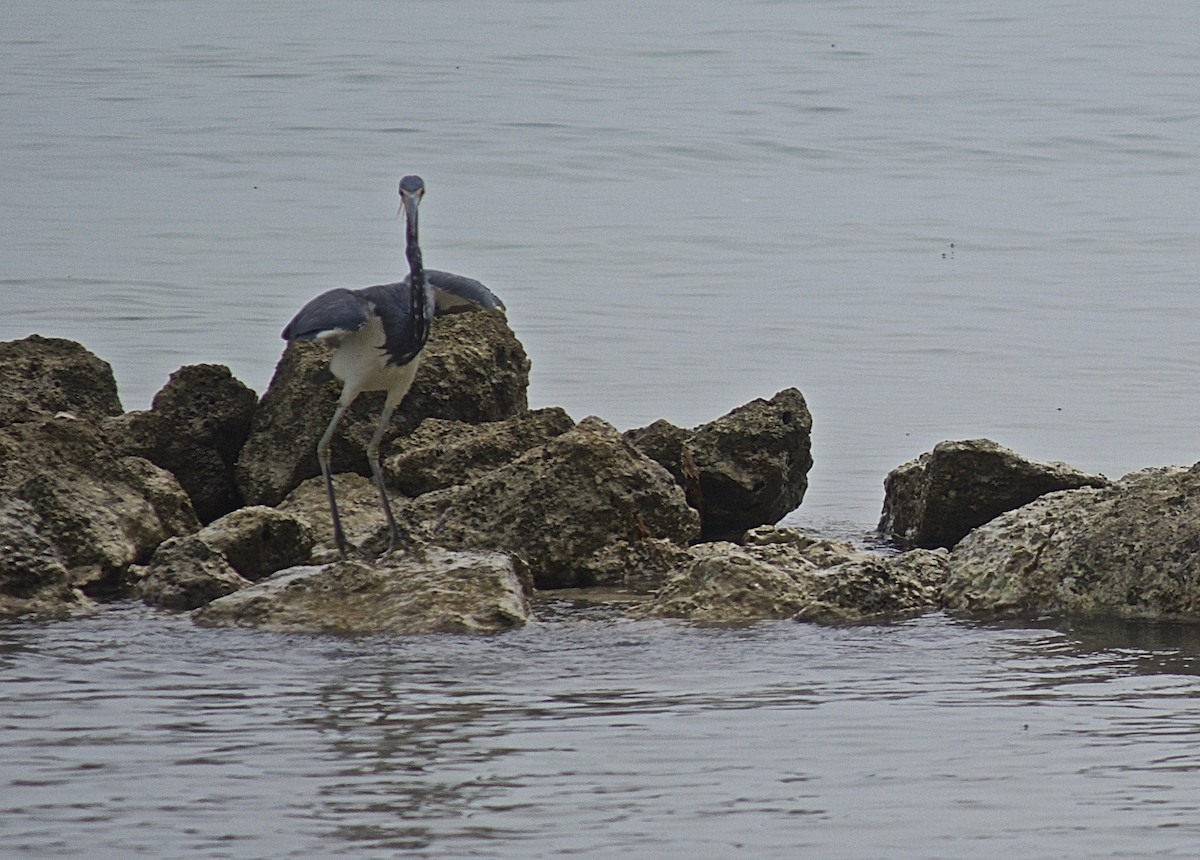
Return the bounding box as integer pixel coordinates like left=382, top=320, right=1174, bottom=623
left=193, top=547, right=532, bottom=635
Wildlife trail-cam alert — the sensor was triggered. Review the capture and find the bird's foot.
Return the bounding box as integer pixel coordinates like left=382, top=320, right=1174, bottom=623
left=334, top=537, right=368, bottom=561
left=382, top=523, right=429, bottom=561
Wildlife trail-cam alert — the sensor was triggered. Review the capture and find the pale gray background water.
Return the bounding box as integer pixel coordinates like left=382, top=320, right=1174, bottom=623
left=3, top=2, right=1200, bottom=857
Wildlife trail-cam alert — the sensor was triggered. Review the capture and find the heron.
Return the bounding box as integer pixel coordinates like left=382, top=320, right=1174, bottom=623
left=282, top=175, right=504, bottom=557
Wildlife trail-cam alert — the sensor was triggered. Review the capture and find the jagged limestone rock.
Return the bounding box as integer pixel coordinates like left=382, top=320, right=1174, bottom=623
left=627, top=388, right=813, bottom=540
left=944, top=465, right=1200, bottom=621
left=880, top=438, right=1109, bottom=549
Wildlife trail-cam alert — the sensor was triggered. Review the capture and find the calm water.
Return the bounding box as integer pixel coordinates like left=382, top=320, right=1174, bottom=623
left=5, top=606, right=1200, bottom=859
left=3, top=1, right=1200, bottom=856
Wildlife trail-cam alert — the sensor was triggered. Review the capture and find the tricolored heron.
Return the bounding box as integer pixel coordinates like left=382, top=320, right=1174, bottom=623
left=282, top=175, right=503, bottom=556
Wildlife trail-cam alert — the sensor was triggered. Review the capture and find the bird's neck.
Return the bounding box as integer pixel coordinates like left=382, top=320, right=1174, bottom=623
left=406, top=221, right=428, bottom=326
left=405, top=214, right=425, bottom=283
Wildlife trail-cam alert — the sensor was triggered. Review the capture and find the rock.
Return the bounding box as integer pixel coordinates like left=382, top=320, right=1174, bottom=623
left=794, top=549, right=948, bottom=623
left=236, top=309, right=529, bottom=506
left=0, top=335, right=123, bottom=427
left=384, top=407, right=576, bottom=496
left=0, top=497, right=94, bottom=619
left=130, top=506, right=313, bottom=610
left=0, top=415, right=200, bottom=596
left=879, top=438, right=1110, bottom=549
left=647, top=542, right=816, bottom=623
left=944, top=465, right=1200, bottom=621
left=645, top=526, right=949, bottom=623
left=131, top=536, right=250, bottom=611
left=277, top=472, right=387, bottom=554
left=196, top=505, right=314, bottom=580
left=192, top=548, right=532, bottom=634
left=627, top=388, right=814, bottom=540
left=411, top=417, right=701, bottom=589
left=106, top=364, right=257, bottom=523
left=570, top=537, right=693, bottom=592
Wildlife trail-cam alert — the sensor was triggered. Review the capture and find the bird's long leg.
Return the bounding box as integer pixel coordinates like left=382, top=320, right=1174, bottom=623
left=317, top=403, right=353, bottom=557
left=365, top=404, right=406, bottom=554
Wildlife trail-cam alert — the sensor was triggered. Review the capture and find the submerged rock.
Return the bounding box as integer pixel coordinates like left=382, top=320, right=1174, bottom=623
left=645, top=526, right=948, bottom=623
left=193, top=548, right=532, bottom=634
left=0, top=334, right=123, bottom=427
left=944, top=465, right=1200, bottom=621
left=627, top=388, right=813, bottom=540
left=106, top=364, right=257, bottom=523
left=236, top=310, right=529, bottom=507
left=879, top=438, right=1109, bottom=549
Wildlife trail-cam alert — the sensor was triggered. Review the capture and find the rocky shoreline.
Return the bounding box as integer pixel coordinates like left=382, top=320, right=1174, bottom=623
left=4, top=317, right=1199, bottom=633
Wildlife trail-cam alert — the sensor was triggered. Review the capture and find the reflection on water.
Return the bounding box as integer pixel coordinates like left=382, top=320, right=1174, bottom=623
left=4, top=607, right=1200, bottom=858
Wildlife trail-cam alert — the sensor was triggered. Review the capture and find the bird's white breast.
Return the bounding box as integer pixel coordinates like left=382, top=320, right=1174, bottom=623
left=328, top=314, right=420, bottom=406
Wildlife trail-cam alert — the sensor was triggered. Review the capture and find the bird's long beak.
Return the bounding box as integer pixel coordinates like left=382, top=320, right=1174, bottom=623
left=399, top=189, right=421, bottom=227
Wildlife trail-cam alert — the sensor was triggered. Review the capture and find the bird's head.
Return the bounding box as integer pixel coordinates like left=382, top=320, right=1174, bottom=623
left=398, top=175, right=425, bottom=224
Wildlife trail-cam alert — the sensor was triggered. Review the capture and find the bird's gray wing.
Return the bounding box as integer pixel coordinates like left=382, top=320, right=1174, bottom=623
left=282, top=288, right=371, bottom=341
left=358, top=282, right=429, bottom=366
left=425, top=269, right=506, bottom=314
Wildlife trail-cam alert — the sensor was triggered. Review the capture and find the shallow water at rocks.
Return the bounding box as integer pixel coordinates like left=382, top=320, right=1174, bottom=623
left=4, top=1, right=1200, bottom=856
left=4, top=605, right=1200, bottom=859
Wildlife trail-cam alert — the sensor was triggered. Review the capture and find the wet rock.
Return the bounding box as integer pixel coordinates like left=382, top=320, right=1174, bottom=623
left=645, top=526, right=948, bottom=623
left=944, top=465, right=1200, bottom=621
left=193, top=548, right=532, bottom=635
left=410, top=417, right=701, bottom=589
left=0, top=497, right=94, bottom=619
left=794, top=549, right=949, bottom=623
left=106, top=364, right=257, bottom=523
left=571, top=537, right=693, bottom=592
left=627, top=388, right=814, bottom=541
left=0, top=335, right=123, bottom=427
left=0, top=415, right=200, bottom=596
left=647, top=542, right=814, bottom=622
left=879, top=438, right=1110, bottom=549
left=131, top=536, right=250, bottom=611
left=236, top=309, right=529, bottom=507
left=384, top=407, right=576, bottom=496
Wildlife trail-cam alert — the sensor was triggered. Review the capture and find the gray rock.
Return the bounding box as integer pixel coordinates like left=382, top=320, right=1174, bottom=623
left=106, top=364, right=257, bottom=523
left=131, top=536, right=250, bottom=611
left=879, top=438, right=1110, bottom=549
left=413, top=417, right=701, bottom=589
left=385, top=407, right=576, bottom=496
left=193, top=548, right=532, bottom=634
left=0, top=415, right=200, bottom=596
left=236, top=309, right=530, bottom=507
left=645, top=526, right=948, bottom=623
left=944, top=465, right=1200, bottom=621
left=628, top=388, right=814, bottom=540
left=0, top=335, right=123, bottom=427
